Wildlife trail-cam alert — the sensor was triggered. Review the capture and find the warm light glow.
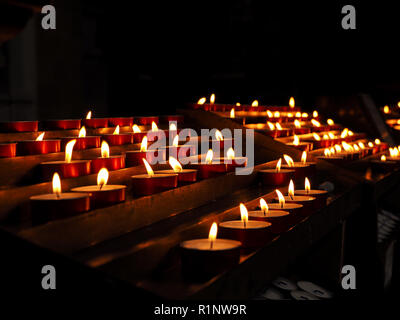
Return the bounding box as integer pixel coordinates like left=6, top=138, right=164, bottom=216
left=293, top=135, right=300, bottom=146
left=283, top=154, right=294, bottom=167
left=301, top=151, right=307, bottom=164
left=236, top=102, right=241, bottom=106
left=341, top=128, right=349, bottom=139
left=65, top=139, right=76, bottom=163
left=274, top=111, right=280, bottom=118
left=353, top=144, right=360, bottom=151
left=172, top=135, right=179, bottom=147
left=398, top=102, right=400, bottom=108
left=342, top=142, right=352, bottom=152
left=295, top=112, right=301, bottom=118
left=276, top=158, right=282, bottom=172
left=227, top=147, right=235, bottom=160
left=169, top=156, right=183, bottom=172
left=240, top=203, right=248, bottom=227
left=302, top=113, right=309, bottom=118
left=375, top=139, right=381, bottom=145
left=52, top=172, right=61, bottom=195
left=311, top=119, right=321, bottom=127
left=327, top=119, right=334, bottom=125
left=113, top=125, right=120, bottom=135
left=389, top=147, right=399, bottom=158
left=289, top=97, right=295, bottom=108
left=305, top=177, right=311, bottom=193
left=294, top=119, right=301, bottom=128
left=101, top=141, right=109, bottom=158
left=169, top=123, right=177, bottom=131
left=368, top=142, right=374, bottom=148
left=348, top=130, right=354, bottom=136
left=208, top=222, right=218, bottom=245
left=78, top=126, right=86, bottom=138
left=330, top=147, right=335, bottom=154
left=230, top=108, right=235, bottom=118
left=381, top=155, right=386, bottom=161
left=383, top=105, right=390, bottom=114
left=260, top=198, right=268, bottom=215
left=210, top=93, right=215, bottom=104
left=140, top=136, right=148, bottom=152
left=143, top=159, right=155, bottom=177
left=205, top=149, right=213, bottom=164
left=288, top=179, right=295, bottom=198
left=327, top=132, right=334, bottom=139
left=267, top=122, right=275, bottom=131
left=267, top=110, right=273, bottom=118
left=86, top=111, right=92, bottom=119
left=151, top=121, right=158, bottom=132
left=276, top=189, right=285, bottom=208
left=358, top=142, right=365, bottom=149
left=322, top=134, right=329, bottom=140
left=97, top=168, right=109, bottom=188
left=36, top=132, right=45, bottom=141
left=313, top=133, right=321, bottom=141
left=197, top=97, right=206, bottom=105
left=275, top=122, right=283, bottom=130
left=215, top=130, right=224, bottom=141
left=324, top=148, right=331, bottom=157
left=313, top=111, right=318, bottom=118
left=132, top=124, right=141, bottom=133
left=252, top=100, right=259, bottom=107
left=287, top=113, right=293, bottom=118
left=334, top=144, right=342, bottom=153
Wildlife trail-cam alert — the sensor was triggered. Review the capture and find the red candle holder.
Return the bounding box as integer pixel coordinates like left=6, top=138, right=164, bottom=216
left=248, top=209, right=291, bottom=234
left=286, top=142, right=313, bottom=152
left=41, top=160, right=91, bottom=180
left=125, top=149, right=166, bottom=167
left=81, top=118, right=108, bottom=128
left=315, top=155, right=346, bottom=165
left=189, top=162, right=227, bottom=179
left=61, top=136, right=101, bottom=150
left=131, top=173, right=178, bottom=196
left=161, top=145, right=196, bottom=159
left=147, top=130, right=169, bottom=142
left=268, top=202, right=304, bottom=225
left=259, top=169, right=295, bottom=186
left=277, top=195, right=316, bottom=216
left=17, top=139, right=61, bottom=156
left=132, top=132, right=147, bottom=143
left=91, top=155, right=125, bottom=174
left=108, top=117, right=134, bottom=127
left=30, top=192, right=90, bottom=224
left=282, top=162, right=316, bottom=179
left=294, top=189, right=328, bottom=209
left=71, top=185, right=126, bottom=208
left=42, top=119, right=81, bottom=130
left=218, top=220, right=272, bottom=248
left=0, top=143, right=17, bottom=158
left=0, top=121, right=38, bottom=132
left=215, top=157, right=248, bottom=172
left=102, top=133, right=133, bottom=146
left=156, top=169, right=197, bottom=183
left=162, top=115, right=184, bottom=123
left=137, top=116, right=159, bottom=125
left=292, top=127, right=311, bottom=135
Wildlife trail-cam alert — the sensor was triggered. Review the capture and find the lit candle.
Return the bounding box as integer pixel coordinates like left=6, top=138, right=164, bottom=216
left=268, top=189, right=304, bottom=224
left=30, top=172, right=90, bottom=224
left=156, top=156, right=197, bottom=183
left=219, top=203, right=272, bottom=248
left=214, top=147, right=248, bottom=172
left=102, top=125, right=133, bottom=145
left=17, top=132, right=61, bottom=156
left=259, top=158, right=295, bottom=186
left=90, top=141, right=126, bottom=173
left=81, top=110, right=108, bottom=128
left=0, top=143, right=17, bottom=158
left=108, top=117, right=134, bottom=127
left=277, top=180, right=316, bottom=213
left=161, top=134, right=196, bottom=159
left=189, top=149, right=227, bottom=179
left=60, top=126, right=101, bottom=150
left=286, top=135, right=312, bottom=152
left=0, top=120, right=38, bottom=132
left=294, top=177, right=328, bottom=208
left=281, top=153, right=312, bottom=178
left=125, top=136, right=165, bottom=167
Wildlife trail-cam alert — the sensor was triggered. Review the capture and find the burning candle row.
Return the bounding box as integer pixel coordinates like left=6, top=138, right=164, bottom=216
left=181, top=180, right=328, bottom=279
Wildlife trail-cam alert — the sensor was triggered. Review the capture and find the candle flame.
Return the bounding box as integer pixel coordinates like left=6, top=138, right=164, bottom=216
left=78, top=126, right=86, bottom=138
left=113, top=125, right=120, bottom=135
left=205, top=149, right=213, bottom=164
left=169, top=123, right=177, bottom=131
left=267, top=110, right=273, bottom=118
left=295, top=112, right=301, bottom=118
left=275, top=122, right=283, bottom=130
left=383, top=105, right=390, bottom=114
left=283, top=154, right=294, bottom=167
left=324, top=148, right=331, bottom=157
left=143, top=158, right=155, bottom=177
left=197, top=97, right=206, bottom=105
left=287, top=113, right=293, bottom=118
left=274, top=111, right=280, bottom=118
left=36, top=132, right=45, bottom=141
left=323, top=134, right=329, bottom=140
left=276, top=158, right=282, bottom=172
left=172, top=135, right=179, bottom=147
left=368, top=142, right=374, bottom=148
left=305, top=177, right=311, bottom=193
left=101, top=140, right=110, bottom=158
left=301, top=151, right=307, bottom=164
left=276, top=189, right=285, bottom=208
left=328, top=132, right=335, bottom=139
left=358, top=142, right=365, bottom=149
left=140, top=136, right=148, bottom=152
left=169, top=156, right=183, bottom=172
left=375, top=139, right=381, bottom=145
left=294, top=119, right=301, bottom=128
left=341, top=128, right=349, bottom=138
left=97, top=168, right=109, bottom=188
left=215, top=130, right=224, bottom=141
left=289, top=97, right=295, bottom=108
left=86, top=111, right=92, bottom=119
left=227, top=147, right=235, bottom=160
left=208, top=222, right=218, bottom=245
left=327, top=119, right=334, bottom=125
left=52, top=172, right=61, bottom=195
left=288, top=179, right=295, bottom=198
left=260, top=198, right=268, bottom=215
left=335, top=144, right=342, bottom=153
left=132, top=124, right=141, bottom=133
left=239, top=203, right=248, bottom=227
left=313, top=133, right=321, bottom=141
left=302, top=113, right=308, bottom=118
left=236, top=102, right=241, bottom=106
left=313, top=110, right=318, bottom=118
left=348, top=130, right=354, bottom=136
left=389, top=147, right=399, bottom=158
left=267, top=121, right=275, bottom=131
left=381, top=155, right=386, bottom=161
left=311, top=119, right=320, bottom=127
left=330, top=147, right=336, bottom=154
left=251, top=100, right=258, bottom=107
left=230, top=108, right=235, bottom=118
left=65, top=139, right=76, bottom=163
left=293, top=135, right=300, bottom=146
left=210, top=93, right=215, bottom=104
left=151, top=121, right=158, bottom=132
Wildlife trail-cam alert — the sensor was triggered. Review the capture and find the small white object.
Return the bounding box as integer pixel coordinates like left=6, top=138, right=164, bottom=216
left=297, top=281, right=333, bottom=299
left=290, top=290, right=320, bottom=300
left=319, top=181, right=334, bottom=192
left=261, top=287, right=286, bottom=300
left=272, top=277, right=297, bottom=291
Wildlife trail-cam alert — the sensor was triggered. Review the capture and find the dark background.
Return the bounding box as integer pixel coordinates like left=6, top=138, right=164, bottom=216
left=0, top=0, right=400, bottom=121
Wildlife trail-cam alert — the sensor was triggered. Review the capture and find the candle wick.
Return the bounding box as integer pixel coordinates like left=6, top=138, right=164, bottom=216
left=210, top=240, right=214, bottom=250
left=263, top=209, right=266, bottom=217
left=99, top=183, right=104, bottom=190
left=56, top=192, right=60, bottom=199
left=243, top=220, right=246, bottom=228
